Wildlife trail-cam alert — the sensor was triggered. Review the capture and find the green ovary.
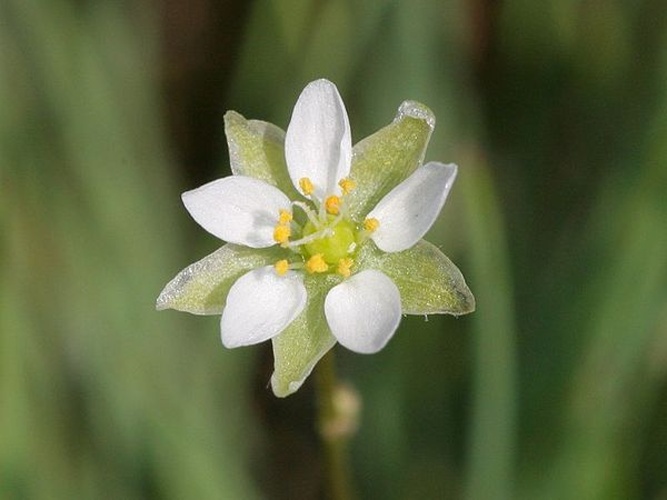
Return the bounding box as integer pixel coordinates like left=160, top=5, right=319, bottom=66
left=303, top=218, right=357, bottom=264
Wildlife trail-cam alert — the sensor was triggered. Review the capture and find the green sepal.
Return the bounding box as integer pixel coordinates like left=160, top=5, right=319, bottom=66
left=356, top=240, right=475, bottom=315
left=347, top=101, right=435, bottom=219
left=156, top=244, right=283, bottom=315
left=270, top=274, right=341, bottom=397
left=224, top=111, right=301, bottom=200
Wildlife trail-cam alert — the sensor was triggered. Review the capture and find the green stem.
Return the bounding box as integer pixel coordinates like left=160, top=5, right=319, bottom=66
left=314, top=350, right=355, bottom=500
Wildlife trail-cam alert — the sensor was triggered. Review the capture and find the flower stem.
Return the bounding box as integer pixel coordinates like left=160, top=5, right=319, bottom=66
left=314, top=350, right=356, bottom=500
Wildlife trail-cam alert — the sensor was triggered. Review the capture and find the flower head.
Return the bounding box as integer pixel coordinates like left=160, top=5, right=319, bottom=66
left=157, top=79, right=475, bottom=396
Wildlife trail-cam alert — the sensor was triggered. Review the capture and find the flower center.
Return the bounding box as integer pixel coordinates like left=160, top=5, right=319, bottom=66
left=302, top=217, right=357, bottom=265
left=271, top=177, right=379, bottom=278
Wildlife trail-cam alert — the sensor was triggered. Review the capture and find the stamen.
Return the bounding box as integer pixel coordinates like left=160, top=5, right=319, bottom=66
left=325, top=195, right=341, bottom=215
left=328, top=210, right=346, bottom=228
left=337, top=258, right=354, bottom=278
left=306, top=254, right=328, bottom=274
left=338, top=178, right=356, bottom=195
left=273, top=224, right=291, bottom=245
left=299, top=177, right=314, bottom=196
left=278, top=209, right=292, bottom=225
left=293, top=201, right=320, bottom=227
left=363, top=218, right=380, bottom=232
left=274, top=259, right=289, bottom=276
left=287, top=227, right=333, bottom=248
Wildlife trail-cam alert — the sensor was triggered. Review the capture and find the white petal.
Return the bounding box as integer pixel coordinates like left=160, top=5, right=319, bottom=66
left=182, top=176, right=291, bottom=248
left=285, top=79, right=352, bottom=200
left=368, top=162, right=457, bottom=253
left=221, top=266, right=307, bottom=348
left=324, top=270, right=401, bottom=354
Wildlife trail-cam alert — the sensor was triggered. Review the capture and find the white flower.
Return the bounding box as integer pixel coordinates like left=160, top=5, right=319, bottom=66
left=157, top=79, right=474, bottom=396
left=178, top=79, right=456, bottom=353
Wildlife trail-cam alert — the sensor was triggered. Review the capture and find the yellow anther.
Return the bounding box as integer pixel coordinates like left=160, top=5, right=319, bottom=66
left=273, top=224, right=291, bottom=244
left=278, top=209, right=293, bottom=225
left=338, top=178, right=356, bottom=195
left=299, top=177, right=314, bottom=196
left=325, top=195, right=341, bottom=215
left=306, top=254, right=328, bottom=274
left=274, top=259, right=289, bottom=276
left=337, top=258, right=354, bottom=278
left=363, top=218, right=380, bottom=232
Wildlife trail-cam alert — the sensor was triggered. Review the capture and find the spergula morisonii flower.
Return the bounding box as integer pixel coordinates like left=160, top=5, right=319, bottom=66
left=157, top=79, right=475, bottom=396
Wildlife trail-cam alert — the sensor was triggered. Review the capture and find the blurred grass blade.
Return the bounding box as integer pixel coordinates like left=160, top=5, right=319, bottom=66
left=462, top=156, right=517, bottom=500
left=1, top=0, right=262, bottom=498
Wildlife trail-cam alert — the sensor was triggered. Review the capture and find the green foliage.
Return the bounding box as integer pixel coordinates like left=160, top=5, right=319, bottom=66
left=271, top=274, right=339, bottom=398
left=347, top=101, right=434, bottom=219
left=157, top=244, right=281, bottom=315
left=357, top=240, right=475, bottom=316
left=225, top=110, right=301, bottom=200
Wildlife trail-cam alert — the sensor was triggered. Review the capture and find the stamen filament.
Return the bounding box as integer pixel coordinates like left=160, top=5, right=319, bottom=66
left=287, top=227, right=334, bottom=248
left=318, top=198, right=328, bottom=223
left=293, top=201, right=321, bottom=227
left=328, top=210, right=347, bottom=229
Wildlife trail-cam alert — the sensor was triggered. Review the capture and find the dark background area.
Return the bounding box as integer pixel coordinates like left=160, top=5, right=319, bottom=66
left=2, top=1, right=667, bottom=498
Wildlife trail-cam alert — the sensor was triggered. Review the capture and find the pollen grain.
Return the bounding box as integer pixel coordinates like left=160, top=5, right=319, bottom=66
left=273, top=224, right=291, bottom=245
left=363, top=218, right=380, bottom=232
left=299, top=177, right=314, bottom=196
left=325, top=195, right=341, bottom=215
left=306, top=254, right=328, bottom=274
left=278, top=209, right=293, bottom=225
left=274, top=259, right=290, bottom=276
left=337, top=258, right=354, bottom=278
left=338, top=178, right=356, bottom=195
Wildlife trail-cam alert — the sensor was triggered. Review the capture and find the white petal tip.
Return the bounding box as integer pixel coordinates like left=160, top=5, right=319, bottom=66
left=369, top=161, right=458, bottom=253
left=181, top=176, right=290, bottom=247
left=285, top=79, right=352, bottom=198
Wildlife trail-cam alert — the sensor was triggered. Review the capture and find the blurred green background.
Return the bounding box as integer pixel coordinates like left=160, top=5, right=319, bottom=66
left=2, top=0, right=667, bottom=498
